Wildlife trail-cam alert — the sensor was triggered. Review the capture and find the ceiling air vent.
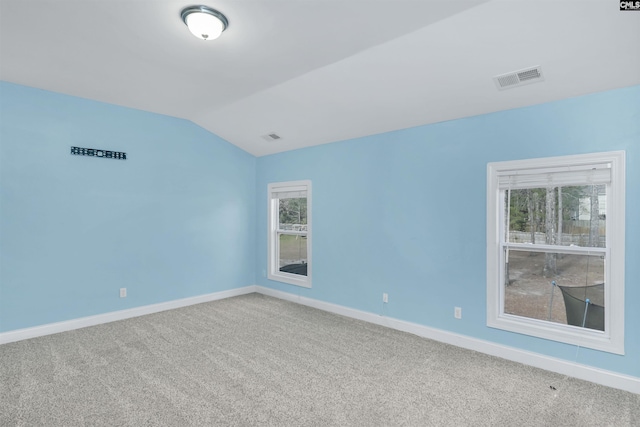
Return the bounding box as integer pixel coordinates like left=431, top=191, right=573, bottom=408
left=494, top=66, right=544, bottom=90
left=261, top=132, right=282, bottom=142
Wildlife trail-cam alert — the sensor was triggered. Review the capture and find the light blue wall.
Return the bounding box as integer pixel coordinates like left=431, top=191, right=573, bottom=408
left=256, top=85, right=640, bottom=377
left=1, top=80, right=638, bottom=378
left=0, top=82, right=256, bottom=332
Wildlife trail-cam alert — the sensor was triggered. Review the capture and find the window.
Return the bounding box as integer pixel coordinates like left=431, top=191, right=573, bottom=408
left=487, top=151, right=625, bottom=354
left=268, top=180, right=312, bottom=287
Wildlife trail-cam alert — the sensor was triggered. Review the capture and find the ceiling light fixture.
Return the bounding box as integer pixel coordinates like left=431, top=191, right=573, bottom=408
left=181, top=5, right=228, bottom=41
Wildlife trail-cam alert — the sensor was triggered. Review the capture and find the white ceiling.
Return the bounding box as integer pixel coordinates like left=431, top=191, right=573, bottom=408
left=1, top=0, right=639, bottom=156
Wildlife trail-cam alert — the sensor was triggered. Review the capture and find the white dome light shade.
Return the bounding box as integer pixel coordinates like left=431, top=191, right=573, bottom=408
left=185, top=12, right=223, bottom=40
left=181, top=6, right=228, bottom=41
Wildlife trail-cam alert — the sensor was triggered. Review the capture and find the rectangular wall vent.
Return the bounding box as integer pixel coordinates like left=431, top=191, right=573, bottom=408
left=262, top=133, right=282, bottom=142
left=494, top=66, right=544, bottom=90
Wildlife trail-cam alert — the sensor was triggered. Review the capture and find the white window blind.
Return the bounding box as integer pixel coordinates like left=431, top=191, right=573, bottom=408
left=497, top=163, right=611, bottom=189
left=270, top=186, right=307, bottom=199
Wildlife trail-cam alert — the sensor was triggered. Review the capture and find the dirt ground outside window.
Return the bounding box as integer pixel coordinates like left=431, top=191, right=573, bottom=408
left=504, top=251, right=605, bottom=326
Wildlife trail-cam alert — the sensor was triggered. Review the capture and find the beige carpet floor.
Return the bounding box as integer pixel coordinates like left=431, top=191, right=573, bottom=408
left=1, top=293, right=638, bottom=426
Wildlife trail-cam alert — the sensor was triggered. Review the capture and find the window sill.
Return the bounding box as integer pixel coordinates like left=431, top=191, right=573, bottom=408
left=268, top=272, right=312, bottom=288
left=487, top=313, right=623, bottom=355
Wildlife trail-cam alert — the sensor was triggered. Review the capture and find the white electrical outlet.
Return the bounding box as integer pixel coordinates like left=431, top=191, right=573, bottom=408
left=383, top=293, right=388, bottom=303
left=454, top=306, right=462, bottom=319
left=120, top=288, right=127, bottom=298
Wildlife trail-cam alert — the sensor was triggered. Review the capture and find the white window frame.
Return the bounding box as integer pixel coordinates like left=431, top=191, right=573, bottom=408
left=487, top=151, right=625, bottom=354
left=268, top=180, right=312, bottom=288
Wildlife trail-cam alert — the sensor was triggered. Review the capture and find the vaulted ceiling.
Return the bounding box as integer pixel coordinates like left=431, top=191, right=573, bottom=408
left=1, top=1, right=639, bottom=156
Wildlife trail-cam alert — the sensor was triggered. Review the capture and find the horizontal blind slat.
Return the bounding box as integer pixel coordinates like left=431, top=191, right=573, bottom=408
left=270, top=186, right=307, bottom=199
left=498, top=163, right=611, bottom=189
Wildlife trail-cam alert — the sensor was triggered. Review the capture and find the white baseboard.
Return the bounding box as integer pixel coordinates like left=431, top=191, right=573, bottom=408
left=0, top=285, right=257, bottom=345
left=255, top=286, right=640, bottom=395
left=2, top=284, right=637, bottom=394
